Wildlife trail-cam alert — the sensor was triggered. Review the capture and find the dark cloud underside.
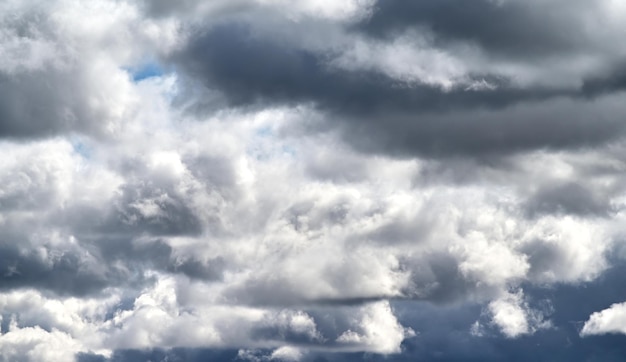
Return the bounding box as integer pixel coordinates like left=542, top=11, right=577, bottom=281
left=173, top=22, right=626, bottom=158
left=355, top=0, right=593, bottom=58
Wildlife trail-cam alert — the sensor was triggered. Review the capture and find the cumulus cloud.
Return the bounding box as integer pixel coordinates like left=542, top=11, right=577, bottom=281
left=487, top=290, right=551, bottom=338
left=0, top=0, right=177, bottom=139
left=581, top=302, right=626, bottom=337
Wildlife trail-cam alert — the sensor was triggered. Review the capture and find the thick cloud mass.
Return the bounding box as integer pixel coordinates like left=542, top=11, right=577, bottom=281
left=357, top=0, right=591, bottom=55
left=2, top=0, right=626, bottom=361
left=172, top=12, right=626, bottom=157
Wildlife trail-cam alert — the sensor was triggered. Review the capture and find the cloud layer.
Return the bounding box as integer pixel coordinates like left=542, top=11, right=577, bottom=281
left=2, top=0, right=626, bottom=361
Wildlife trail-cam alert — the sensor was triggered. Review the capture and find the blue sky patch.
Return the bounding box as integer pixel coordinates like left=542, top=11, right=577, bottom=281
left=128, top=61, right=166, bottom=82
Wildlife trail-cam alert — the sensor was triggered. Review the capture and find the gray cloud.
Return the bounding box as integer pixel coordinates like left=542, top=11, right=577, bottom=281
left=524, top=182, right=614, bottom=218
left=582, top=64, right=626, bottom=98
left=401, top=253, right=484, bottom=304
left=3, top=0, right=626, bottom=360
left=354, top=0, right=596, bottom=59
left=0, top=0, right=161, bottom=140
left=172, top=19, right=626, bottom=158
left=0, top=245, right=111, bottom=296
left=173, top=24, right=562, bottom=112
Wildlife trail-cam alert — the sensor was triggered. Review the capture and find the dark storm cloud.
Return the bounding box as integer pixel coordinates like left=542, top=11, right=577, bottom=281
left=354, top=0, right=593, bottom=58
left=582, top=64, right=626, bottom=98
left=174, top=24, right=561, bottom=113
left=172, top=21, right=626, bottom=158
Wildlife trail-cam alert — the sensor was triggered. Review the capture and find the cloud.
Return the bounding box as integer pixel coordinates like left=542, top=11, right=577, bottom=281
left=355, top=0, right=596, bottom=57
left=523, top=181, right=614, bottom=218
left=0, top=0, right=176, bottom=139
left=0, top=324, right=85, bottom=362
left=170, top=9, right=626, bottom=158
left=581, top=302, right=626, bottom=337
left=487, top=290, right=551, bottom=338
left=3, top=0, right=626, bottom=361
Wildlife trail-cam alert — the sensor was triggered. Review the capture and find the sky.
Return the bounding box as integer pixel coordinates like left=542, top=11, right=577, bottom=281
left=2, top=0, right=626, bottom=361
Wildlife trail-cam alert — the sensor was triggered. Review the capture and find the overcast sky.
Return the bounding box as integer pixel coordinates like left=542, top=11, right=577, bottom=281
left=2, top=0, right=626, bottom=361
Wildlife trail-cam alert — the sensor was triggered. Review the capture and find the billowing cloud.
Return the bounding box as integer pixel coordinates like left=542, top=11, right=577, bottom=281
left=2, top=0, right=626, bottom=361
left=582, top=302, right=626, bottom=337
left=169, top=0, right=626, bottom=158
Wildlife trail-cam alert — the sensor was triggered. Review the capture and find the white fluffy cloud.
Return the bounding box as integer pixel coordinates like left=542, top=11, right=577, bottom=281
left=581, top=302, right=626, bottom=337
left=487, top=290, right=551, bottom=338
